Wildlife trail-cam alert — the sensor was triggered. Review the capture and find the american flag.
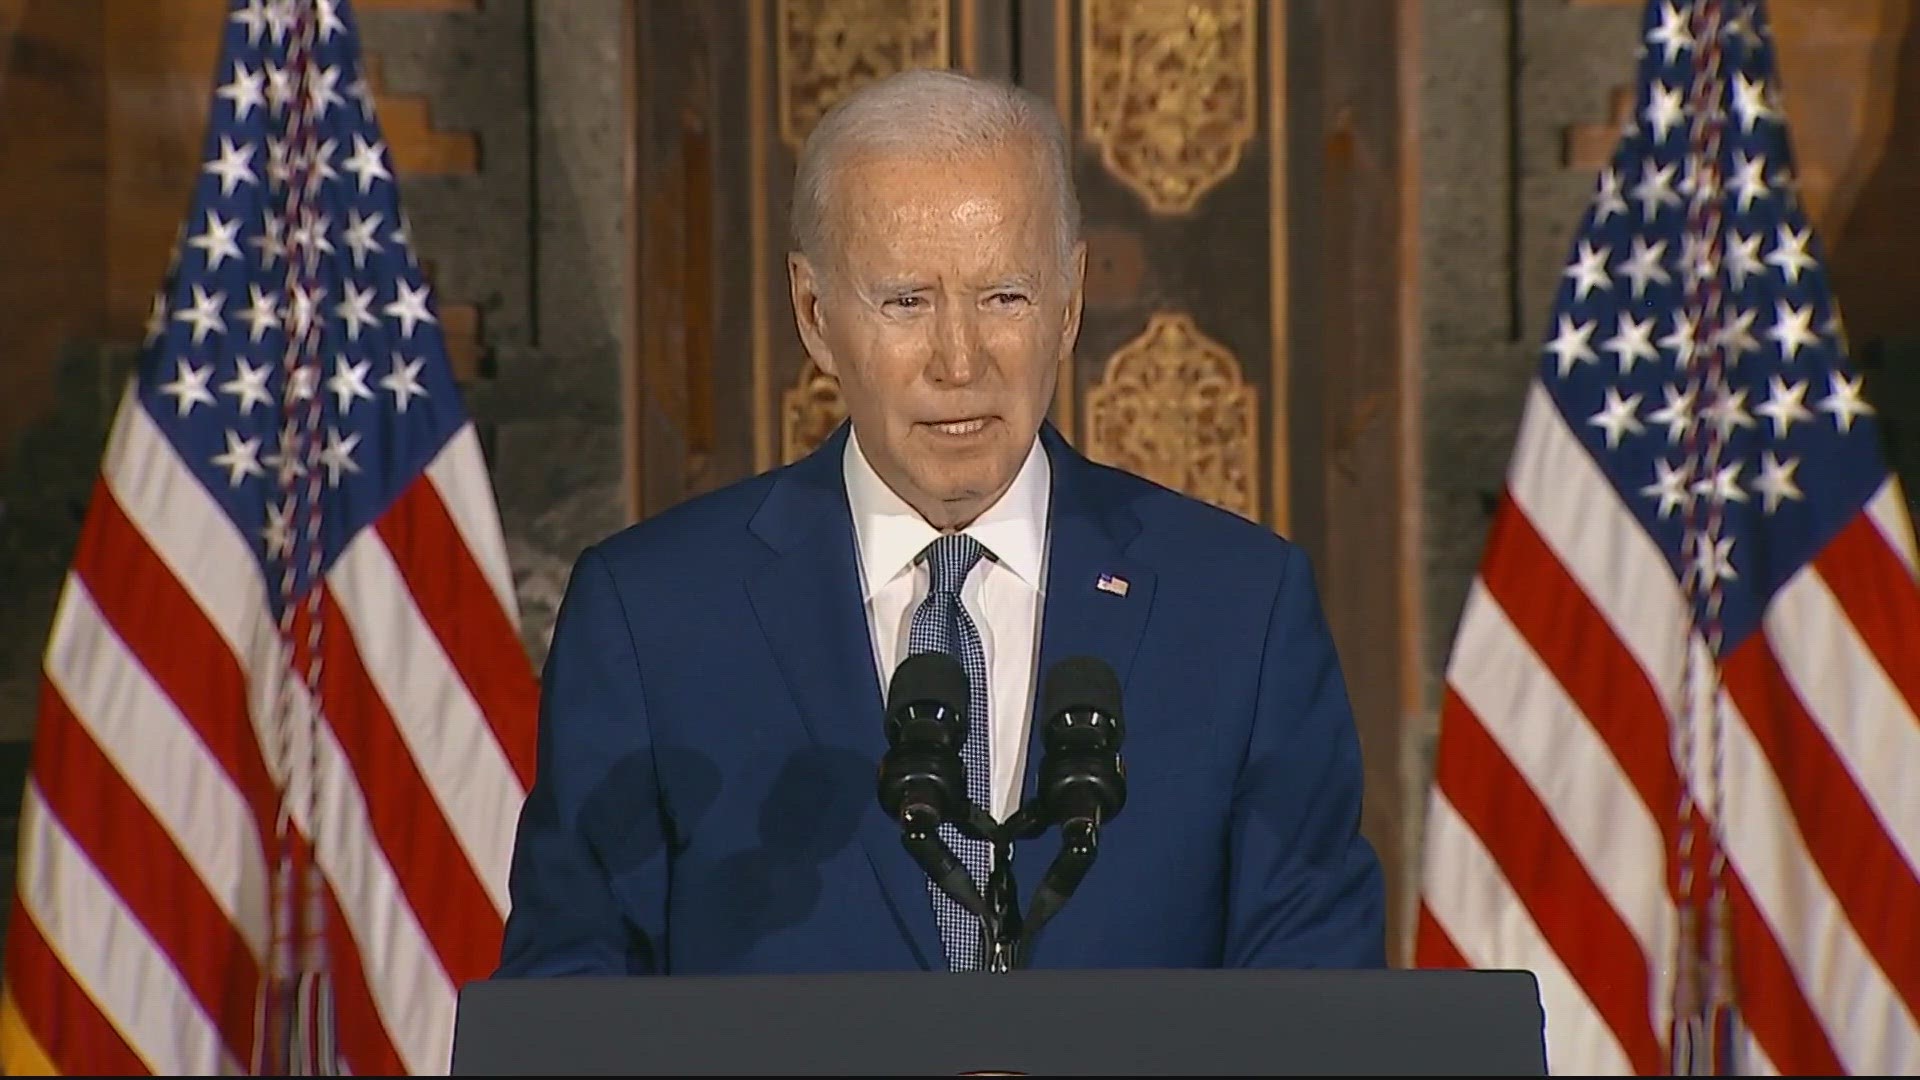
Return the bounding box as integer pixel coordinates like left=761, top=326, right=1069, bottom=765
left=0, top=0, right=537, bottom=1074
left=1415, top=0, right=1920, bottom=1075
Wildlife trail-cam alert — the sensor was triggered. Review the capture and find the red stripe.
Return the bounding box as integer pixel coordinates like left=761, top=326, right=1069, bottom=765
left=311, top=586, right=503, bottom=987
left=281, top=828, right=403, bottom=1077
left=1722, top=635, right=1920, bottom=1018
left=1413, top=902, right=1470, bottom=969
left=1726, top=873, right=1845, bottom=1075
left=71, top=480, right=278, bottom=844
left=1812, top=511, right=1920, bottom=715
left=1480, top=495, right=1679, bottom=831
left=3, top=895, right=148, bottom=1074
left=1433, top=689, right=1665, bottom=1073
left=377, top=480, right=538, bottom=788
left=29, top=682, right=258, bottom=1065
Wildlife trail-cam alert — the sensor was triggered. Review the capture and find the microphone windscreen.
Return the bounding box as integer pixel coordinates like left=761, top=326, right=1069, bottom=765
left=886, top=650, right=970, bottom=716
left=1041, top=654, right=1123, bottom=724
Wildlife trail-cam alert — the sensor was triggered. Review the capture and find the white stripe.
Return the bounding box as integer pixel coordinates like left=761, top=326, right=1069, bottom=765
left=1447, top=582, right=1675, bottom=1035
left=1420, top=793, right=1629, bottom=1076
left=41, top=576, right=269, bottom=961
left=15, top=785, right=238, bottom=1074
left=330, top=531, right=523, bottom=916
left=108, top=388, right=457, bottom=1074
left=424, top=423, right=522, bottom=632
left=1504, top=383, right=1690, bottom=706
left=1717, top=692, right=1920, bottom=1074
left=1867, top=479, right=1920, bottom=579
left=1767, top=568, right=1920, bottom=872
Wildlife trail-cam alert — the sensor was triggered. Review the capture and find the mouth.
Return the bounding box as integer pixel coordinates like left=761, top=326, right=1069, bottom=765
left=919, top=416, right=996, bottom=437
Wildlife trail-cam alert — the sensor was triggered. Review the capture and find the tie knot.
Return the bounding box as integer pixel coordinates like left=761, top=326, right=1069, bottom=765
left=921, top=533, right=987, bottom=595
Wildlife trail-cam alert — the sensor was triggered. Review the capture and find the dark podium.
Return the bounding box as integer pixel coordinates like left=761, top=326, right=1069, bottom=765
left=448, top=967, right=1547, bottom=1075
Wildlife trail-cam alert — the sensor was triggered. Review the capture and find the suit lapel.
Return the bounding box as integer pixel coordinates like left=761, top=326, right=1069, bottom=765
left=744, top=425, right=946, bottom=969
left=1016, top=427, right=1156, bottom=910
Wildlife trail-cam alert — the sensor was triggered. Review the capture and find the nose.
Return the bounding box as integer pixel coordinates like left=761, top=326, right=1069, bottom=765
left=927, top=304, right=984, bottom=387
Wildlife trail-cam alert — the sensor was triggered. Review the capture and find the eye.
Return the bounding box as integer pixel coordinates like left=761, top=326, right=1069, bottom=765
left=987, top=291, right=1032, bottom=308
left=882, top=295, right=926, bottom=312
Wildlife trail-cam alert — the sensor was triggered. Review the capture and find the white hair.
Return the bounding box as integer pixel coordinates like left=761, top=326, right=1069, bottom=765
left=790, top=68, right=1080, bottom=276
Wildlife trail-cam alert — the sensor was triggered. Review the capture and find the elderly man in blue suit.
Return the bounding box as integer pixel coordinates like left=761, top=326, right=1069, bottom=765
left=496, top=67, right=1385, bottom=977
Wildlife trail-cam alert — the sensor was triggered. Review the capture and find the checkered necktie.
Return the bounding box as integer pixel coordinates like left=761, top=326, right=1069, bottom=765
left=906, top=532, right=993, bottom=971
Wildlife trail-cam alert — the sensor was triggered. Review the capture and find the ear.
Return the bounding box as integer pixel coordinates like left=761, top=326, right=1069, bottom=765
left=787, top=252, right=838, bottom=378
left=1059, top=240, right=1088, bottom=359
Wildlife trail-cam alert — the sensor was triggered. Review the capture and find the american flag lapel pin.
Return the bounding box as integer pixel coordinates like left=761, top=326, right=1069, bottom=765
left=1095, top=572, right=1130, bottom=597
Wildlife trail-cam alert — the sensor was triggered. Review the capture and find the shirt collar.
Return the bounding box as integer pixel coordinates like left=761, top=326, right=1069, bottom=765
left=844, top=425, right=1051, bottom=599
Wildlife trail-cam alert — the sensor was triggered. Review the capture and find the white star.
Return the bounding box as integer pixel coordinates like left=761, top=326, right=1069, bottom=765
left=317, top=0, right=347, bottom=42
left=172, top=284, right=227, bottom=345
left=236, top=284, right=281, bottom=343
left=1604, top=312, right=1661, bottom=375
left=299, top=137, right=341, bottom=192
left=1593, top=168, right=1628, bottom=225
left=306, top=63, right=344, bottom=119
left=288, top=283, right=328, bottom=339
left=263, top=422, right=306, bottom=484
left=221, top=357, right=276, bottom=415
left=1649, top=383, right=1696, bottom=444
left=1632, top=160, right=1682, bottom=220
left=1647, top=1, right=1693, bottom=63
left=1766, top=224, right=1816, bottom=284
left=216, top=61, right=266, bottom=121
left=1588, top=387, right=1646, bottom=449
left=289, top=211, right=336, bottom=258
left=1617, top=237, right=1672, bottom=299
left=1689, top=532, right=1738, bottom=587
left=384, top=279, right=438, bottom=339
left=252, top=211, right=286, bottom=267
left=343, top=209, right=386, bottom=270
left=1726, top=231, right=1765, bottom=289
left=1661, top=310, right=1698, bottom=368
left=202, top=136, right=258, bottom=197
left=1754, top=375, right=1812, bottom=438
left=288, top=363, right=320, bottom=403
left=348, top=75, right=377, bottom=119
left=230, top=0, right=270, bottom=45
left=263, top=0, right=295, bottom=44
left=1692, top=461, right=1750, bottom=506
left=187, top=209, right=244, bottom=271
left=1752, top=451, right=1803, bottom=514
left=328, top=356, right=376, bottom=414
left=158, top=359, right=217, bottom=417
left=1562, top=241, right=1612, bottom=301
left=210, top=429, right=266, bottom=487
left=381, top=353, right=430, bottom=413
left=1704, top=385, right=1755, bottom=439
left=1715, top=306, right=1760, bottom=365
left=1730, top=151, right=1770, bottom=212
left=262, top=496, right=295, bottom=560
left=1818, top=370, right=1874, bottom=433
left=342, top=133, right=392, bottom=194
left=265, top=135, right=293, bottom=189
left=1767, top=300, right=1819, bottom=362
left=264, top=61, right=296, bottom=115
left=334, top=281, right=380, bottom=342
left=1643, top=81, right=1686, bottom=144
left=1680, top=233, right=1716, bottom=288
left=1642, top=457, right=1694, bottom=519
left=1546, top=315, right=1599, bottom=377
left=1732, top=72, right=1778, bottom=132
left=319, top=427, right=363, bottom=487
left=144, top=292, right=169, bottom=346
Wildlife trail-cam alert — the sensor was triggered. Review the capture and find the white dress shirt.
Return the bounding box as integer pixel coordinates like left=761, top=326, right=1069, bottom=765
left=844, top=428, right=1051, bottom=823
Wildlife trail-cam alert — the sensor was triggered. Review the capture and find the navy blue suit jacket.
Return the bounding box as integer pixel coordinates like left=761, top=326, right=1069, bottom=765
left=496, top=423, right=1386, bottom=976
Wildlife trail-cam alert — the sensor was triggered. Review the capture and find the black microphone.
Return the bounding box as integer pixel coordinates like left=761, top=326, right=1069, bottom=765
left=1017, top=655, right=1127, bottom=955
left=877, top=651, right=990, bottom=922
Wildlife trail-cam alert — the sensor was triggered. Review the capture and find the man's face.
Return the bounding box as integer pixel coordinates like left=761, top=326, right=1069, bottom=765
left=788, top=140, right=1085, bottom=530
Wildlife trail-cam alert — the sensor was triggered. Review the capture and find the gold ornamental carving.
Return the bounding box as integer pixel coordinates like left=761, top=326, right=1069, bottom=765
left=1081, top=0, right=1257, bottom=215
left=781, top=360, right=847, bottom=464
left=776, top=0, right=951, bottom=152
left=1085, top=311, right=1258, bottom=519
